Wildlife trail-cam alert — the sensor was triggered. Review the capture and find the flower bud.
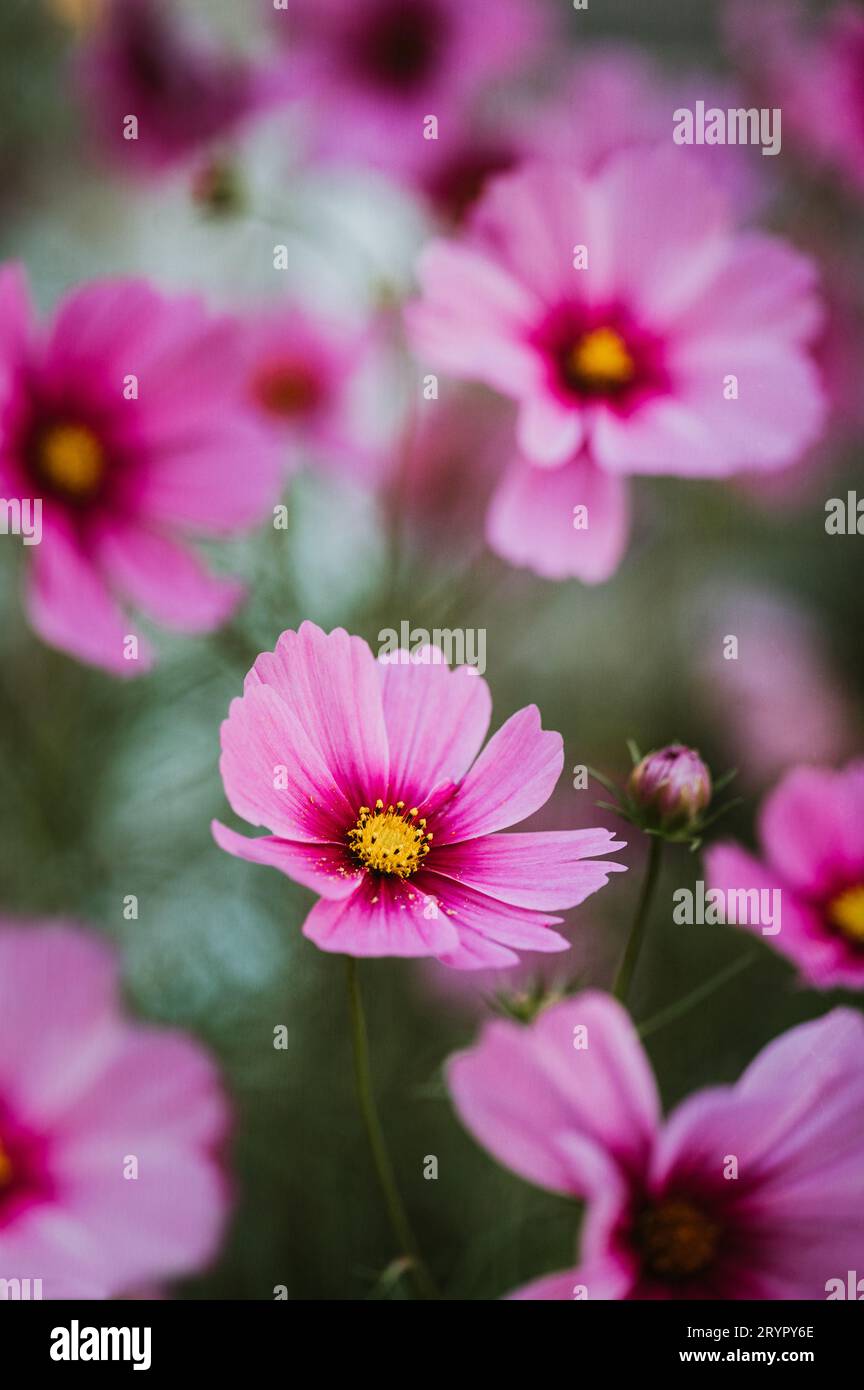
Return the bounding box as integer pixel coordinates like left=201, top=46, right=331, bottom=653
left=628, top=744, right=712, bottom=834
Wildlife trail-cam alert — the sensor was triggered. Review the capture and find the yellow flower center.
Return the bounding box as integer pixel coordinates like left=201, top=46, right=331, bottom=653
left=827, top=885, right=864, bottom=944
left=347, top=799, right=433, bottom=878
left=638, top=1197, right=721, bottom=1281
left=37, top=422, right=105, bottom=499
left=567, top=327, right=635, bottom=391
left=0, top=1139, right=13, bottom=1189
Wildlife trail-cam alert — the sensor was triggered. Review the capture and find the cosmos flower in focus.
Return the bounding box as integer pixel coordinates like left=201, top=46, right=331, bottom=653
left=212, top=621, right=626, bottom=969
left=706, top=761, right=864, bottom=990
left=0, top=264, right=283, bottom=675
left=449, top=992, right=864, bottom=1298
left=77, top=0, right=280, bottom=175
left=409, top=148, right=825, bottom=581
left=0, top=921, right=230, bottom=1299
left=272, top=0, right=550, bottom=180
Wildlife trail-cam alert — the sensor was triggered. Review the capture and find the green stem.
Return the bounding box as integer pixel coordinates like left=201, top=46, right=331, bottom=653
left=637, top=951, right=758, bottom=1040
left=345, top=959, right=439, bottom=1300
left=612, top=836, right=663, bottom=1004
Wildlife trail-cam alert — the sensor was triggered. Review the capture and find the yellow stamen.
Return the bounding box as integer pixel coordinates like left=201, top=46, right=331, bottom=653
left=347, top=802, right=432, bottom=879
left=638, top=1198, right=721, bottom=1280
left=0, top=1140, right=12, bottom=1189
left=568, top=327, right=635, bottom=390
left=827, top=885, right=864, bottom=944
left=37, top=422, right=105, bottom=498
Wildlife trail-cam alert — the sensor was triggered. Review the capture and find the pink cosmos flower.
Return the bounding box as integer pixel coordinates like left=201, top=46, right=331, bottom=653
left=272, top=0, right=550, bottom=180
left=706, top=762, right=864, bottom=991
left=238, top=305, right=385, bottom=480
left=0, top=921, right=230, bottom=1300
left=0, top=264, right=283, bottom=676
left=408, top=147, right=825, bottom=581
left=725, top=0, right=864, bottom=196
left=77, top=0, right=279, bottom=175
left=449, top=992, right=864, bottom=1299
left=212, top=621, right=626, bottom=968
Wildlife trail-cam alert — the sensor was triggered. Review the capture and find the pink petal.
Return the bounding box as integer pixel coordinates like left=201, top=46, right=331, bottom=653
left=132, top=423, right=284, bottom=533
left=211, top=822, right=361, bottom=900
left=302, top=875, right=460, bottom=958
left=599, top=146, right=730, bottom=326
left=591, top=395, right=729, bottom=476
left=509, top=1250, right=636, bottom=1301
left=219, top=683, right=355, bottom=844
left=245, top=623, right=389, bottom=812
left=670, top=233, right=823, bottom=345
left=428, top=930, right=520, bottom=970
left=487, top=454, right=630, bottom=582
left=26, top=516, right=152, bottom=677
left=0, top=925, right=120, bottom=1120
left=704, top=842, right=861, bottom=989
left=469, top=161, right=613, bottom=306
left=428, top=830, right=626, bottom=910
left=516, top=394, right=583, bottom=466
left=447, top=992, right=660, bottom=1193
left=417, top=870, right=570, bottom=959
left=408, top=240, right=541, bottom=396
left=378, top=656, right=491, bottom=809
left=58, top=1145, right=227, bottom=1293
left=95, top=522, right=244, bottom=632
left=673, top=346, right=825, bottom=473
left=507, top=1269, right=584, bottom=1301
left=434, top=706, right=563, bottom=843
left=45, top=278, right=175, bottom=373
left=759, top=762, right=864, bottom=898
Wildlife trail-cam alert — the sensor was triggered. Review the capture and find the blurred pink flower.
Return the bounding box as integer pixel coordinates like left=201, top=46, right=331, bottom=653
left=0, top=921, right=230, bottom=1300
left=725, top=0, right=864, bottom=195
left=706, top=761, right=864, bottom=991
left=0, top=264, right=283, bottom=676
left=272, top=0, right=550, bottom=179
left=449, top=992, right=864, bottom=1298
left=538, top=48, right=764, bottom=207
left=418, top=45, right=763, bottom=226
left=409, top=148, right=825, bottom=581
left=238, top=305, right=384, bottom=480
left=76, top=0, right=279, bottom=176
left=694, top=588, right=858, bottom=785
left=212, top=621, right=626, bottom=969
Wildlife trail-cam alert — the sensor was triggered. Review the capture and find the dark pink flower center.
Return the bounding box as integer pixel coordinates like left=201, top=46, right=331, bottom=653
left=0, top=1106, right=53, bottom=1229
left=253, top=359, right=327, bottom=421
left=636, top=1196, right=722, bottom=1281
left=536, top=303, right=668, bottom=413
left=349, top=0, right=450, bottom=94
left=426, top=142, right=520, bottom=224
